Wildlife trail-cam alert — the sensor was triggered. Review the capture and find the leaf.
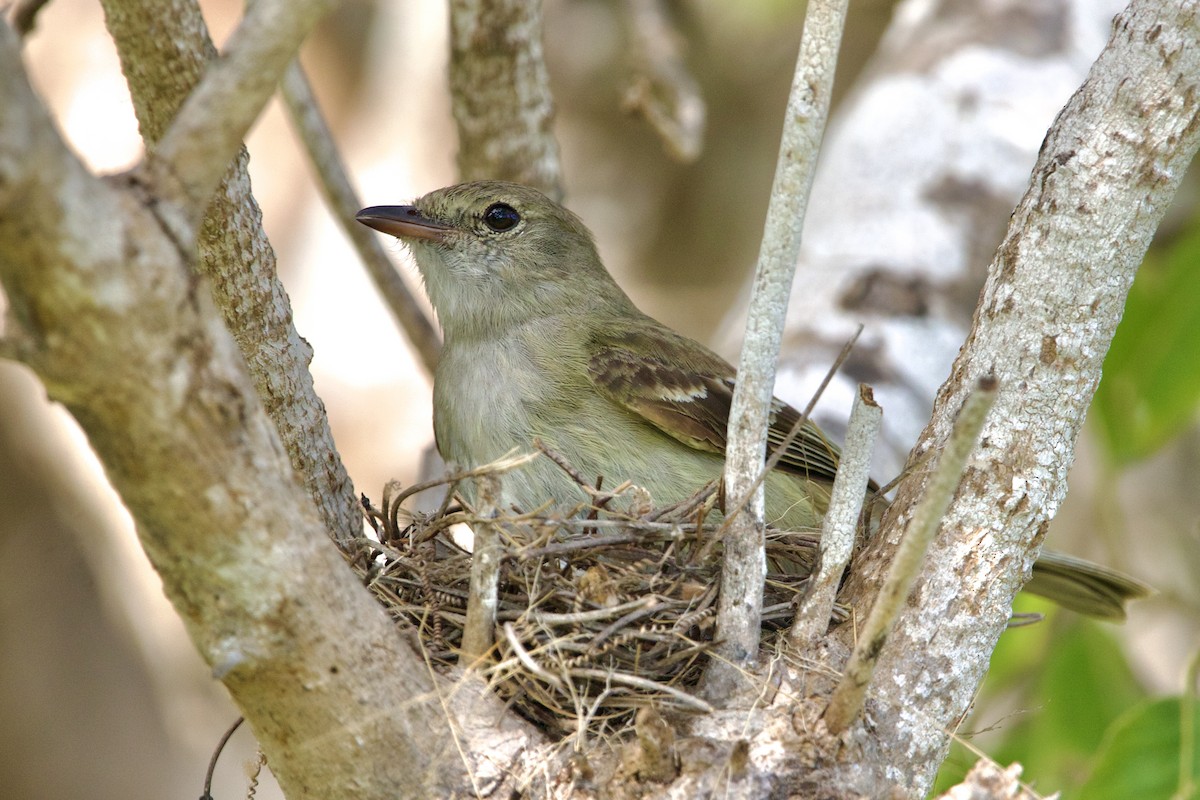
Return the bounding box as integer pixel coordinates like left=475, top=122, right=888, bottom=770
left=988, top=617, right=1146, bottom=792
left=933, top=613, right=1148, bottom=796
left=1077, top=696, right=1200, bottom=800
left=1093, top=223, right=1200, bottom=464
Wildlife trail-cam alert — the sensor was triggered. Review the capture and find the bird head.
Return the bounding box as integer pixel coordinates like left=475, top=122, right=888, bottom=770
left=357, top=181, right=627, bottom=338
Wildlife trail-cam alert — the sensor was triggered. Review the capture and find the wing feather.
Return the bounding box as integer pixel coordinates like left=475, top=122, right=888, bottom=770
left=586, top=326, right=841, bottom=484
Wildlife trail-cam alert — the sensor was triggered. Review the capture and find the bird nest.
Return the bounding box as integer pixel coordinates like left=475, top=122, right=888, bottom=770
left=350, top=453, right=823, bottom=737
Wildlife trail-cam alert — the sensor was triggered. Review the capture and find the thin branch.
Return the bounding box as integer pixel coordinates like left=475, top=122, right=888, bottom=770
left=825, top=379, right=996, bottom=734
left=621, top=0, right=705, bottom=162
left=101, top=0, right=362, bottom=545
left=718, top=325, right=861, bottom=536
left=461, top=475, right=502, bottom=663
left=448, top=0, right=562, bottom=199
left=711, top=0, right=850, bottom=693
left=97, top=0, right=214, bottom=139
left=790, top=384, right=880, bottom=646
left=0, top=22, right=510, bottom=795
left=144, top=0, right=338, bottom=238
left=280, top=61, right=442, bottom=375
left=568, top=669, right=714, bottom=713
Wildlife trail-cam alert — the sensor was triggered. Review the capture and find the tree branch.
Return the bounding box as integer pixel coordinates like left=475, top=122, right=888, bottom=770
left=835, top=1, right=1200, bottom=792
left=143, top=0, right=338, bottom=237
left=621, top=0, right=705, bottom=162
left=100, top=0, right=362, bottom=545
left=824, top=379, right=995, bottom=734
left=790, top=383, right=880, bottom=647
left=460, top=475, right=502, bottom=662
left=280, top=61, right=442, bottom=376
left=712, top=0, right=849, bottom=693
left=761, top=0, right=1132, bottom=474
left=448, top=0, right=563, bottom=199
left=0, top=23, right=536, bottom=798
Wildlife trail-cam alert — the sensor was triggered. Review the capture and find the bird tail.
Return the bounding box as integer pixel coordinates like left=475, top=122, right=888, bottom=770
left=1026, top=550, right=1152, bottom=621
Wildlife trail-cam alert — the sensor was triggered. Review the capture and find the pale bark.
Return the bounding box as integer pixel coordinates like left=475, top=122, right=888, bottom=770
left=715, top=0, right=850, bottom=692
left=790, top=384, right=880, bottom=646
left=833, top=0, right=1200, bottom=793
left=825, top=381, right=995, bottom=734
left=101, top=0, right=361, bottom=544
left=141, top=0, right=338, bottom=228
left=741, top=0, right=1130, bottom=475
left=449, top=0, right=563, bottom=199
left=2, top=0, right=1197, bottom=795
left=0, top=19, right=536, bottom=800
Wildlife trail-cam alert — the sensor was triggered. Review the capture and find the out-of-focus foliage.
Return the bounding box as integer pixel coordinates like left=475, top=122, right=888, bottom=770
left=934, top=597, right=1198, bottom=799
left=1093, top=216, right=1200, bottom=465
left=1079, top=696, right=1200, bottom=800
left=934, top=599, right=1143, bottom=795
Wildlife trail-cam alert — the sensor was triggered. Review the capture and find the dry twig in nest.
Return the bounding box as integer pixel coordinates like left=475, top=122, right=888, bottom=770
left=352, top=452, right=829, bottom=738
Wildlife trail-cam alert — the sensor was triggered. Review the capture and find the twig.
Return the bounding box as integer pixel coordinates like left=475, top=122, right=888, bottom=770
left=0, top=21, right=476, bottom=792
left=390, top=450, right=541, bottom=511
left=100, top=0, right=363, bottom=546
left=200, top=716, right=244, bottom=800
left=145, top=0, right=338, bottom=239
left=790, top=384, right=881, bottom=646
left=461, top=475, right=502, bottom=663
left=279, top=62, right=441, bottom=375
left=568, top=669, right=714, bottom=713
left=529, top=597, right=662, bottom=626
left=716, top=325, right=862, bottom=543
left=824, top=378, right=997, bottom=734
left=850, top=3, right=1200, bottom=787
left=514, top=531, right=644, bottom=559
left=503, top=622, right=564, bottom=689
left=588, top=598, right=662, bottom=652
left=621, top=0, right=705, bottom=162
left=762, top=326, right=862, bottom=479
left=712, top=0, right=851, bottom=691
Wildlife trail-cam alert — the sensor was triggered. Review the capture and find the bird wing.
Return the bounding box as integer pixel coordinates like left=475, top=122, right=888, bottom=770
left=586, top=327, right=842, bottom=484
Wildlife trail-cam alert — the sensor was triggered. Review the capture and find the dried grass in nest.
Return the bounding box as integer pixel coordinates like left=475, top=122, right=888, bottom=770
left=349, top=453, right=823, bottom=738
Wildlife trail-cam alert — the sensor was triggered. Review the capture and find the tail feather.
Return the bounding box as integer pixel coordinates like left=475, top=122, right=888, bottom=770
left=1027, top=550, right=1152, bottom=620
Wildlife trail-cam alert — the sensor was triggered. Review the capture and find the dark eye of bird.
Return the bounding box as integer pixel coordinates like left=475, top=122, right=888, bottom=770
left=482, top=203, right=521, bottom=232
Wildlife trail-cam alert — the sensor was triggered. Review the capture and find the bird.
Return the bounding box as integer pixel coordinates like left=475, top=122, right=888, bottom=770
left=356, top=179, right=1149, bottom=620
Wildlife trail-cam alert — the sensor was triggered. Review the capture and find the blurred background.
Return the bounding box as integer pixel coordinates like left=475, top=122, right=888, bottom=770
left=2, top=1, right=1197, bottom=797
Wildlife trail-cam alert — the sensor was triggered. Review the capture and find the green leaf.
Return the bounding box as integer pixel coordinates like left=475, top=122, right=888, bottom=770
left=1078, top=696, right=1200, bottom=800
left=1094, top=224, right=1200, bottom=464
left=988, top=618, right=1146, bottom=792
left=933, top=614, right=1149, bottom=796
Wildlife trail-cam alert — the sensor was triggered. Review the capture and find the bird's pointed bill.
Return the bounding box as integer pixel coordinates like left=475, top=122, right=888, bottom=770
left=357, top=205, right=452, bottom=242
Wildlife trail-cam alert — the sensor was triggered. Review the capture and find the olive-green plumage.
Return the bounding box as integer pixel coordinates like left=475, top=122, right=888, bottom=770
left=357, top=180, right=1149, bottom=620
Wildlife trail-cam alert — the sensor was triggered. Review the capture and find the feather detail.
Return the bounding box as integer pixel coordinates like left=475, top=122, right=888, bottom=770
left=587, top=327, right=841, bottom=485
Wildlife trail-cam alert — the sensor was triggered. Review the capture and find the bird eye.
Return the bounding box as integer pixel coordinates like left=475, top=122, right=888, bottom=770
left=482, top=203, right=521, bottom=232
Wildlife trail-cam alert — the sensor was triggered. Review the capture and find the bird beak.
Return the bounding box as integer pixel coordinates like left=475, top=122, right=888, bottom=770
left=356, top=205, right=453, bottom=243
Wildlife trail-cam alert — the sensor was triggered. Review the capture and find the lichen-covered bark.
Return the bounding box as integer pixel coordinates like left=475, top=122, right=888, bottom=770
left=0, top=19, right=534, bottom=800
left=835, top=2, right=1200, bottom=792
left=3, top=0, right=1197, bottom=795
left=101, top=0, right=362, bottom=545
left=449, top=0, right=563, bottom=199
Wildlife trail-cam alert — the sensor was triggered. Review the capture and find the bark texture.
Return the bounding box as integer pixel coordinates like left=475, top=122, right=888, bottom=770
left=835, top=2, right=1200, bottom=792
